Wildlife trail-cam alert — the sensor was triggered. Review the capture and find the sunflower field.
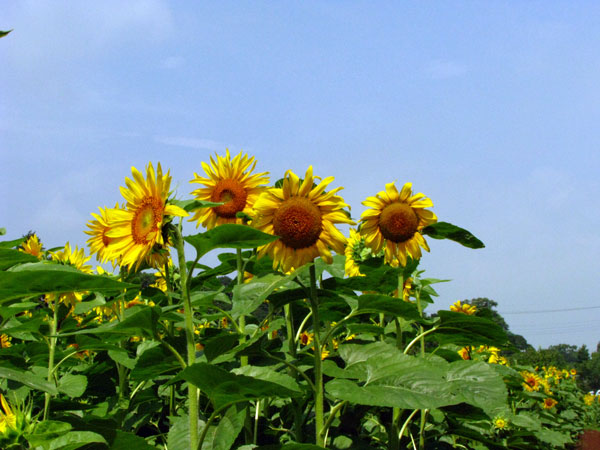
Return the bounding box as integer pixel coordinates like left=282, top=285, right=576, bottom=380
left=1, top=152, right=598, bottom=450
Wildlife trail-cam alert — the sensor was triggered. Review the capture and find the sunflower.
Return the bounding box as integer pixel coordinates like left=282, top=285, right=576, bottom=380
left=19, top=233, right=43, bottom=259
left=493, top=416, right=508, bottom=430
left=85, top=205, right=116, bottom=263
left=360, top=182, right=437, bottom=266
left=0, top=394, right=17, bottom=435
left=521, top=370, right=542, bottom=392
left=543, top=398, right=558, bottom=410
left=106, top=162, right=187, bottom=271
left=0, top=334, right=11, bottom=349
left=189, top=150, right=269, bottom=229
left=253, top=166, right=355, bottom=273
left=47, top=243, right=93, bottom=309
left=449, top=300, right=477, bottom=315
left=344, top=228, right=365, bottom=277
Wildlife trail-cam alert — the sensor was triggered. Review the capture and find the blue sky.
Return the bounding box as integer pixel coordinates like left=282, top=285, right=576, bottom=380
left=2, top=1, right=599, bottom=351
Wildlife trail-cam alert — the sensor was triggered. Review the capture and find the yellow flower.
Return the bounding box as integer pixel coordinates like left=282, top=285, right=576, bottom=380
left=458, top=347, right=471, bottom=360
left=253, top=166, right=355, bottom=273
left=300, top=331, right=314, bottom=346
left=0, top=394, right=17, bottom=435
left=0, top=334, right=11, bottom=349
left=360, top=182, right=436, bottom=266
left=584, top=393, right=595, bottom=406
left=449, top=300, right=477, bottom=315
left=521, top=371, right=542, bottom=392
left=47, top=243, right=93, bottom=309
left=493, top=416, right=508, bottom=430
left=344, top=228, right=365, bottom=277
left=85, top=205, right=117, bottom=263
left=543, top=398, right=558, bottom=410
left=570, top=368, right=577, bottom=377
left=106, top=162, right=187, bottom=270
left=190, top=150, right=269, bottom=229
left=19, top=233, right=44, bottom=259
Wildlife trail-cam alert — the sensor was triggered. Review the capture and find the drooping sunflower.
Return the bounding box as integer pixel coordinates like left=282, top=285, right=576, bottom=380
left=85, top=205, right=116, bottom=263
left=105, top=162, right=187, bottom=271
left=190, top=150, right=269, bottom=229
left=344, top=228, right=365, bottom=277
left=253, top=166, right=355, bottom=273
left=19, top=233, right=44, bottom=259
left=360, top=182, right=437, bottom=266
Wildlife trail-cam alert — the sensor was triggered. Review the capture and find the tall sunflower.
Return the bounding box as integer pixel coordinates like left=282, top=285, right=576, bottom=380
left=85, top=205, right=116, bottom=263
left=360, top=182, right=437, bottom=266
left=189, top=150, right=269, bottom=229
left=253, top=166, right=355, bottom=273
left=106, top=162, right=187, bottom=271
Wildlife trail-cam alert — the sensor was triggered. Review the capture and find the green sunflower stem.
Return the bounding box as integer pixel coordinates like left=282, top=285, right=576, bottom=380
left=43, top=303, right=59, bottom=420
left=415, top=288, right=427, bottom=449
left=308, top=265, right=325, bottom=447
left=173, top=225, right=198, bottom=450
left=236, top=248, right=248, bottom=367
left=389, top=271, right=405, bottom=450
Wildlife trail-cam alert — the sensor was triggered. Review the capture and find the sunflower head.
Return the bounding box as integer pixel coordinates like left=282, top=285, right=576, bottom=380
left=19, top=233, right=44, bottom=259
left=493, top=416, right=509, bottom=430
left=521, top=371, right=542, bottom=392
left=85, top=205, right=117, bottom=263
left=449, top=300, right=477, bottom=315
left=190, top=150, right=269, bottom=229
left=105, top=162, right=187, bottom=271
left=253, top=166, right=355, bottom=273
left=360, top=182, right=436, bottom=266
left=543, top=398, right=558, bottom=410
left=344, top=228, right=366, bottom=277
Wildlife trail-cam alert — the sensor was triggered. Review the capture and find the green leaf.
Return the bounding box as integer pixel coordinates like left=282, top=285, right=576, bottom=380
left=0, top=248, right=39, bottom=270
left=0, top=365, right=58, bottom=394
left=0, top=227, right=5, bottom=235
left=201, top=404, right=246, bottom=450
left=57, top=374, right=87, bottom=398
left=422, top=221, right=485, bottom=249
left=0, top=237, right=25, bottom=248
left=62, top=306, right=159, bottom=339
left=534, top=429, right=572, bottom=447
left=167, top=414, right=192, bottom=450
left=130, top=345, right=180, bottom=381
left=0, top=263, right=136, bottom=303
left=48, top=430, right=107, bottom=450
left=185, top=224, right=278, bottom=259
left=25, top=420, right=73, bottom=448
left=355, top=294, right=423, bottom=322
left=170, top=362, right=301, bottom=409
left=434, top=310, right=509, bottom=346
left=0, top=30, right=12, bottom=38
left=232, top=272, right=297, bottom=318
left=174, top=198, right=223, bottom=212
left=109, top=430, right=157, bottom=450
left=108, top=349, right=137, bottom=370
left=232, top=365, right=303, bottom=394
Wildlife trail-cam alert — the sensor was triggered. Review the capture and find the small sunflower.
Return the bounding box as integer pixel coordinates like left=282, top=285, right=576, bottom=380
left=584, top=393, right=595, bottom=406
left=19, top=233, right=44, bottom=259
left=360, top=182, right=436, bottom=266
left=493, top=416, right=508, bottom=430
left=521, top=370, right=542, bottom=392
left=449, top=300, right=477, bottom=315
left=253, top=166, right=355, bottom=273
left=190, top=150, right=269, bottom=229
left=47, top=243, right=93, bottom=309
left=344, top=228, right=365, bottom=277
left=106, top=162, right=187, bottom=270
left=0, top=334, right=11, bottom=349
left=85, top=205, right=116, bottom=263
left=458, top=346, right=471, bottom=360
left=543, top=398, right=558, bottom=410
left=0, top=394, right=17, bottom=435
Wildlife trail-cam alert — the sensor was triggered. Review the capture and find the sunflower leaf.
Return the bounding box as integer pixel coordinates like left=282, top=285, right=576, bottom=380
left=0, top=227, right=5, bottom=235
left=185, top=224, right=278, bottom=260
left=174, top=199, right=223, bottom=212
left=0, top=30, right=12, bottom=38
left=0, top=248, right=40, bottom=270
left=422, top=222, right=485, bottom=249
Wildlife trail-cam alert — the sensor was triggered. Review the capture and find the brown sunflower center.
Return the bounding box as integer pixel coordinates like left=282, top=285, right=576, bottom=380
left=273, top=197, right=322, bottom=249
left=132, top=199, right=163, bottom=244
left=378, top=202, right=419, bottom=243
left=211, top=179, right=248, bottom=218
left=101, top=228, right=111, bottom=247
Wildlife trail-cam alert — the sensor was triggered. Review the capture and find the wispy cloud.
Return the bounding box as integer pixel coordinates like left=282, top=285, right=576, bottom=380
left=154, top=136, right=230, bottom=151
left=425, top=59, right=467, bottom=79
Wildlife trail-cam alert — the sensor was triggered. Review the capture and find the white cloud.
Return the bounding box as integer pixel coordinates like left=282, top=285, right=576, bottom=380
left=425, top=59, right=468, bottom=80
left=154, top=136, right=230, bottom=151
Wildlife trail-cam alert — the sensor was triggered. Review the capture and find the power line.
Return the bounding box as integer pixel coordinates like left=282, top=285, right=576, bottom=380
left=501, top=305, right=600, bottom=315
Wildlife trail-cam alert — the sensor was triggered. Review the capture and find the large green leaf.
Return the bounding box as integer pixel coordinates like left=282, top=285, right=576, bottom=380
left=57, top=374, right=87, bottom=398
left=173, top=198, right=223, bottom=212
left=61, top=306, right=160, bottom=339
left=185, top=224, right=278, bottom=259
left=433, top=310, right=509, bottom=346
left=0, top=365, right=58, bottom=394
left=355, top=294, right=423, bottom=322
left=0, top=237, right=25, bottom=248
left=0, top=30, right=12, bottom=38
left=0, top=263, right=135, bottom=303
left=0, top=248, right=39, bottom=270
left=422, top=221, right=485, bottom=249
left=231, top=272, right=297, bottom=318
left=170, top=362, right=301, bottom=409
left=47, top=430, right=107, bottom=450
left=201, top=404, right=246, bottom=450
left=232, top=365, right=303, bottom=394
left=324, top=342, right=506, bottom=411
left=25, top=421, right=72, bottom=448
